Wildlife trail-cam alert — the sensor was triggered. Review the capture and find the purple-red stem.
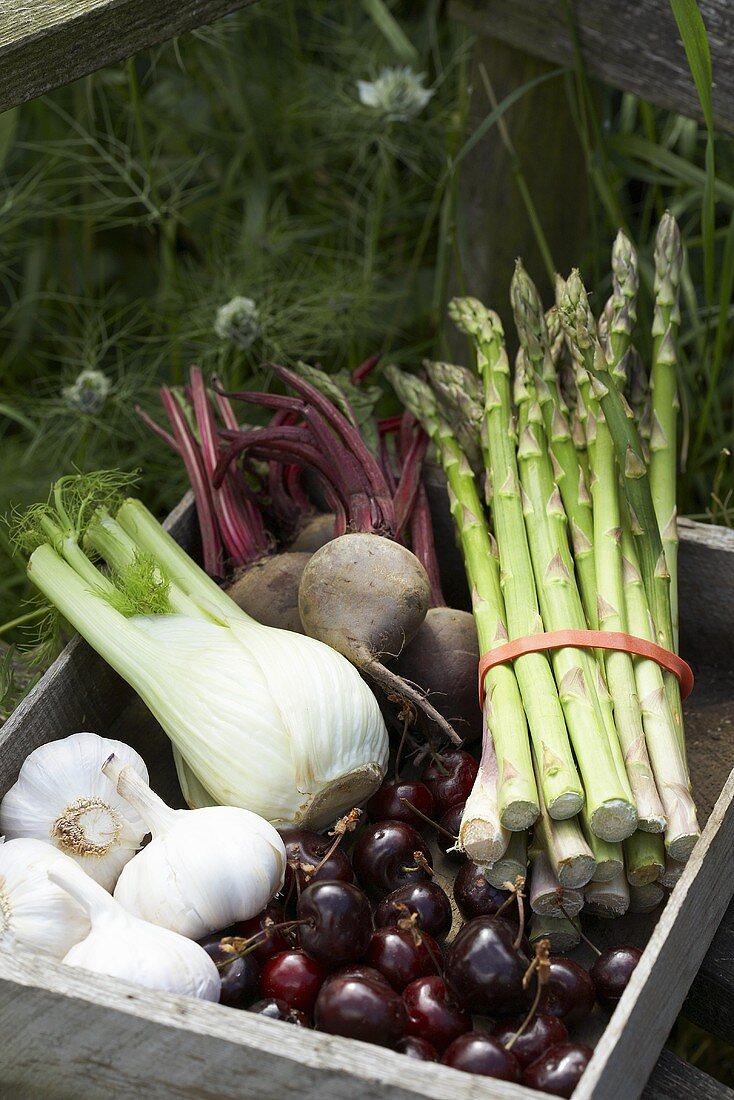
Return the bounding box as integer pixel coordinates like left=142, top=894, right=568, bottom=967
left=351, top=353, right=381, bottom=384
left=159, top=387, right=223, bottom=578
left=393, top=426, right=429, bottom=539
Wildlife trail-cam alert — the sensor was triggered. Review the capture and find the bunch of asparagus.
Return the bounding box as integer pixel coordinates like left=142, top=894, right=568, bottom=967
left=390, top=214, right=698, bottom=926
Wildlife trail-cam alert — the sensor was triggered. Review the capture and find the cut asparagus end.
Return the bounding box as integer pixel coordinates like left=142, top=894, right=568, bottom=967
left=589, top=798, right=638, bottom=843
left=529, top=913, right=581, bottom=953
left=629, top=881, right=665, bottom=913
left=547, top=790, right=585, bottom=821
left=529, top=849, right=584, bottom=918
left=485, top=831, right=528, bottom=890
left=661, top=855, right=685, bottom=889
left=584, top=871, right=630, bottom=918
left=624, top=831, right=665, bottom=887
left=666, top=830, right=699, bottom=863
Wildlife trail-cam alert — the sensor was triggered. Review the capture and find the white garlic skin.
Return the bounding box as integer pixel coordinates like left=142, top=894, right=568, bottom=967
left=49, top=861, right=220, bottom=1002
left=113, top=805, right=286, bottom=940
left=0, top=839, right=90, bottom=959
left=0, top=733, right=150, bottom=891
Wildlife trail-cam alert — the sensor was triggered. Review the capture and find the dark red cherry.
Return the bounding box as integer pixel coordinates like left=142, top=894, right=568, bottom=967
left=590, top=946, right=642, bottom=1007
left=261, top=950, right=328, bottom=1014
left=541, top=958, right=596, bottom=1025
left=314, top=976, right=407, bottom=1047
left=230, top=903, right=291, bottom=963
left=374, top=882, right=452, bottom=941
left=441, top=1033, right=521, bottom=1081
left=322, top=965, right=392, bottom=991
left=522, top=1043, right=593, bottom=1097
left=395, top=1036, right=438, bottom=1061
left=453, top=860, right=510, bottom=920
left=421, top=751, right=478, bottom=814
left=443, top=916, right=531, bottom=1016
left=403, top=975, right=471, bottom=1053
left=247, top=997, right=309, bottom=1025
left=493, top=1013, right=569, bottom=1069
left=200, top=940, right=261, bottom=1007
left=366, top=927, right=441, bottom=992
left=437, top=803, right=466, bottom=862
left=352, top=820, right=433, bottom=897
left=297, top=880, right=372, bottom=966
left=280, top=828, right=353, bottom=893
left=366, top=780, right=435, bottom=831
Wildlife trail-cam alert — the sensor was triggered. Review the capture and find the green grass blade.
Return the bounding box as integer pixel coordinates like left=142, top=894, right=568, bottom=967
left=361, top=0, right=419, bottom=65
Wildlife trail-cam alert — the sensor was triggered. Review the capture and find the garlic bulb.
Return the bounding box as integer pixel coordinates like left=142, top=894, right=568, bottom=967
left=0, top=733, right=150, bottom=890
left=48, top=859, right=220, bottom=1001
left=105, top=755, right=286, bottom=939
left=0, top=838, right=90, bottom=959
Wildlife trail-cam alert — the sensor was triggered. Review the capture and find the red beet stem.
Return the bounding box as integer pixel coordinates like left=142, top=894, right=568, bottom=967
left=159, top=386, right=223, bottom=578
left=351, top=352, right=381, bottom=383
left=393, top=425, right=429, bottom=539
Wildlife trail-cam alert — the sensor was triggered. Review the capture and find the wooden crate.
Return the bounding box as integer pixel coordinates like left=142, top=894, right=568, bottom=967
left=0, top=496, right=733, bottom=1099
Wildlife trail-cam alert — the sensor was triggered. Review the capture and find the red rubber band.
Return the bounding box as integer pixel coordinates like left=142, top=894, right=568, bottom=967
left=478, top=629, right=694, bottom=707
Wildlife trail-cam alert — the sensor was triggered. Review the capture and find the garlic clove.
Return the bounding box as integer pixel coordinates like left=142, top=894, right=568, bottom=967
left=0, top=733, right=150, bottom=891
left=0, top=838, right=90, bottom=959
left=48, top=859, right=221, bottom=1001
left=105, top=757, right=286, bottom=940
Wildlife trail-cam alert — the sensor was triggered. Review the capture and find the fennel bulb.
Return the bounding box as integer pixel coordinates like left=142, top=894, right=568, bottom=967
left=20, top=477, right=389, bottom=829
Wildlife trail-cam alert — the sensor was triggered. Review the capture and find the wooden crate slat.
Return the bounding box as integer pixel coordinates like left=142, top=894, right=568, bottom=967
left=642, top=1051, right=734, bottom=1099
left=684, top=896, right=734, bottom=1044
left=450, top=0, right=734, bottom=134
left=0, top=0, right=257, bottom=115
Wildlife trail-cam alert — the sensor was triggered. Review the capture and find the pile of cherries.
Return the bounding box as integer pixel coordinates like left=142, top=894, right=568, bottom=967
left=200, top=751, right=642, bottom=1098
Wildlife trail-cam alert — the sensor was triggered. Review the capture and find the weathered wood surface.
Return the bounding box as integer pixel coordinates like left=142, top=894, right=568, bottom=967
left=684, top=895, right=734, bottom=1044
left=642, top=1051, right=734, bottom=1099
left=448, top=35, right=591, bottom=343
left=0, top=0, right=257, bottom=115
left=451, top=0, right=734, bottom=134
left=0, top=502, right=733, bottom=1098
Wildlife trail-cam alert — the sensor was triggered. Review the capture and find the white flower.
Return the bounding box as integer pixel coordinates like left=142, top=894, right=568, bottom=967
left=62, top=370, right=111, bottom=415
left=356, top=67, right=434, bottom=122
left=214, top=296, right=261, bottom=350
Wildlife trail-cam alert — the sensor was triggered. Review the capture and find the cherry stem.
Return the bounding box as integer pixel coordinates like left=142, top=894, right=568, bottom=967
left=558, top=901, right=601, bottom=956
left=394, top=714, right=410, bottom=781
left=218, top=919, right=311, bottom=964
left=506, top=939, right=551, bottom=1051
left=399, top=797, right=456, bottom=843
left=309, top=808, right=362, bottom=878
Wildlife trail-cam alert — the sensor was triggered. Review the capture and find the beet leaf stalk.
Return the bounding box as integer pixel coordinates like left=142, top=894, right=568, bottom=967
left=388, top=366, right=538, bottom=845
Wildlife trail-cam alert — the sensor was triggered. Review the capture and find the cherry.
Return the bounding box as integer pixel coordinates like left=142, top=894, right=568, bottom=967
left=403, top=975, right=471, bottom=1053
left=395, top=1036, right=438, bottom=1061
left=247, top=998, right=309, bottom=1026
left=261, top=950, right=328, bottom=1014
left=230, top=903, right=292, bottom=964
left=453, top=860, right=510, bottom=920
left=281, top=828, right=353, bottom=894
left=441, top=1033, right=521, bottom=1081
left=322, top=965, right=392, bottom=991
left=366, top=927, right=441, bottom=992
left=374, top=882, right=452, bottom=941
left=314, top=976, right=407, bottom=1048
left=493, top=1013, right=569, bottom=1069
left=366, top=780, right=435, bottom=832
left=297, top=881, right=372, bottom=966
left=437, top=803, right=466, bottom=863
left=540, top=958, right=596, bottom=1026
left=421, top=751, right=478, bottom=814
left=352, top=821, right=433, bottom=897
left=522, top=1043, right=593, bottom=1097
left=444, top=916, right=531, bottom=1017
left=590, top=947, right=642, bottom=1007
left=200, top=939, right=261, bottom=1008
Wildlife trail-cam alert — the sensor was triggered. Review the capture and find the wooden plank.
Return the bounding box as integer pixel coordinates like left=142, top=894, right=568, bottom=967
left=575, top=765, right=734, bottom=1099
left=643, top=1051, right=734, bottom=1099
left=448, top=35, right=592, bottom=343
left=684, top=896, right=734, bottom=1044
left=0, top=0, right=258, bottom=115
left=451, top=0, right=734, bottom=134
